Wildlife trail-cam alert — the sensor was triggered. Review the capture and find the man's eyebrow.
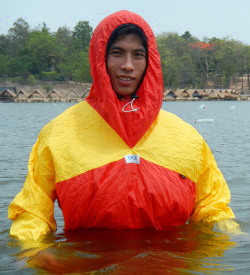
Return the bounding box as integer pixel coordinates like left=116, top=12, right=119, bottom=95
left=109, top=46, right=123, bottom=51
left=109, top=46, right=146, bottom=52
left=135, top=48, right=146, bottom=52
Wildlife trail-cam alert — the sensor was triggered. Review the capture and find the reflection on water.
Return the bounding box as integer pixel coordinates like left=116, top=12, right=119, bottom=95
left=1, top=102, right=250, bottom=274
left=14, top=225, right=236, bottom=274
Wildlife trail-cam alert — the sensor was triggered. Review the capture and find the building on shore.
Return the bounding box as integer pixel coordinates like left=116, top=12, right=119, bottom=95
left=163, top=89, right=176, bottom=100
left=0, top=83, right=250, bottom=102
left=0, top=85, right=91, bottom=103
left=0, top=89, right=16, bottom=102
left=163, top=88, right=250, bottom=101
left=28, top=90, right=46, bottom=102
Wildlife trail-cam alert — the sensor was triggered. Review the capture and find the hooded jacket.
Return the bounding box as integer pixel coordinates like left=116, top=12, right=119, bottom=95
left=8, top=11, right=235, bottom=241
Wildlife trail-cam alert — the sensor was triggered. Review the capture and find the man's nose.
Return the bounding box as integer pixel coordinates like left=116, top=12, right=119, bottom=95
left=121, top=54, right=134, bottom=71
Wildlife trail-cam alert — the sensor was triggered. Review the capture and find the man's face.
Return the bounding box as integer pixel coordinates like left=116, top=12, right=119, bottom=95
left=106, top=33, right=147, bottom=96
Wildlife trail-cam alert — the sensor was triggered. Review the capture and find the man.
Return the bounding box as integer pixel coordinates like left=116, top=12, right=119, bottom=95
left=8, top=10, right=241, bottom=241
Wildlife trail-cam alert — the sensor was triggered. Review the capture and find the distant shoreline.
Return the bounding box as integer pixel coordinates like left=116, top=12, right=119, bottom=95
left=0, top=81, right=250, bottom=102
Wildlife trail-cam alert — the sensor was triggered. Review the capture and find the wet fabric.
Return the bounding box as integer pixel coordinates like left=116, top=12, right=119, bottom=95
left=8, top=11, right=235, bottom=241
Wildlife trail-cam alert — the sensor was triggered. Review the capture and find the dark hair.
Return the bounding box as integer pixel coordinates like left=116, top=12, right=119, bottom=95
left=106, top=23, right=148, bottom=59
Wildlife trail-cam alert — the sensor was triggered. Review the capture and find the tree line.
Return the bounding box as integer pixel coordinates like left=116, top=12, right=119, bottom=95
left=0, top=18, right=250, bottom=89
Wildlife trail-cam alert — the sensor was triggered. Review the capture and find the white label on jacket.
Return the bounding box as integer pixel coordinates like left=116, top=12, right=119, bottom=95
left=124, top=154, right=140, bottom=164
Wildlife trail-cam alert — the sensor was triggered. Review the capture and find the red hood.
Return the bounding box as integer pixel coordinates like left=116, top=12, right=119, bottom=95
left=86, top=10, right=163, bottom=147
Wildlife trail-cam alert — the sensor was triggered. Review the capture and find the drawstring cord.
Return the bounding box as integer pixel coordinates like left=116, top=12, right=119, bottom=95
left=121, top=97, right=140, bottom=112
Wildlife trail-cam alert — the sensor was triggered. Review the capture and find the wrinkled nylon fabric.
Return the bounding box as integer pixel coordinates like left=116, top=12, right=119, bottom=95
left=56, top=158, right=196, bottom=231
left=8, top=102, right=234, bottom=240
left=86, top=10, right=163, bottom=148
left=8, top=11, right=235, bottom=241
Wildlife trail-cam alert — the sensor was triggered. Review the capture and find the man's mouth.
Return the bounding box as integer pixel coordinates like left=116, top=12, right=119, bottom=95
left=117, top=76, right=135, bottom=81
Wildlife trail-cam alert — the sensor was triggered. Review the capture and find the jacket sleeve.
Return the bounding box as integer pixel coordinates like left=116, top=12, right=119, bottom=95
left=8, top=129, right=57, bottom=241
left=190, top=139, right=235, bottom=223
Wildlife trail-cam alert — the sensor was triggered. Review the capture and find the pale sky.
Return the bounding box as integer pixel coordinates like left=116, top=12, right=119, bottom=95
left=1, top=0, right=250, bottom=44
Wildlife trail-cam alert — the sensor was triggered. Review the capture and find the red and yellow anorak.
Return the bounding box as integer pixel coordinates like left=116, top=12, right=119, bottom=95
left=8, top=11, right=235, bottom=241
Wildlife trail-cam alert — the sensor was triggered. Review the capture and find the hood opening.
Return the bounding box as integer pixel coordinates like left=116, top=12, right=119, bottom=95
left=86, top=10, right=164, bottom=147
left=105, top=23, right=149, bottom=99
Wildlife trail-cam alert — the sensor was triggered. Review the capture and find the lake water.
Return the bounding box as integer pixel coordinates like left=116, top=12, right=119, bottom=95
left=0, top=101, right=249, bottom=274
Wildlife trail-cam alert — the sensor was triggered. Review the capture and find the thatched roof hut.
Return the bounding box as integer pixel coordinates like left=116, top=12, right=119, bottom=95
left=218, top=89, right=238, bottom=100
left=204, top=89, right=214, bottom=96
left=65, top=89, right=78, bottom=102
left=175, top=89, right=189, bottom=99
left=217, top=89, right=225, bottom=99
left=163, top=89, right=176, bottom=100
left=238, top=91, right=250, bottom=100
left=224, top=92, right=238, bottom=100
left=47, top=89, right=65, bottom=102
left=0, top=89, right=16, bottom=102
left=187, top=89, right=203, bottom=99
left=207, top=89, right=219, bottom=100
left=28, top=90, right=46, bottom=102
left=15, top=89, right=29, bottom=102
left=219, top=89, right=229, bottom=96
left=198, top=89, right=208, bottom=98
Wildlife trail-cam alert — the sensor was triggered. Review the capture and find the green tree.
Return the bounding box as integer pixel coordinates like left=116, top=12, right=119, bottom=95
left=72, top=21, right=93, bottom=49
left=7, top=18, right=30, bottom=57
left=0, top=54, right=10, bottom=77
left=190, top=41, right=216, bottom=81
left=26, top=74, right=38, bottom=85
left=25, top=30, right=58, bottom=75
left=178, top=54, right=196, bottom=88
left=55, top=26, right=73, bottom=48
left=0, top=35, right=9, bottom=55
left=73, top=51, right=91, bottom=82
left=157, top=32, right=197, bottom=88
left=57, top=50, right=91, bottom=82
left=8, top=55, right=31, bottom=78
left=181, top=31, right=194, bottom=42
left=54, top=26, right=75, bottom=80
left=157, top=32, right=190, bottom=58
left=162, top=56, right=180, bottom=88
left=214, top=39, right=244, bottom=87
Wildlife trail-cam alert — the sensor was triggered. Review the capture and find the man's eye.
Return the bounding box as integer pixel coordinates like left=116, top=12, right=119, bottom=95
left=109, top=50, right=122, bottom=56
left=135, top=52, right=146, bottom=58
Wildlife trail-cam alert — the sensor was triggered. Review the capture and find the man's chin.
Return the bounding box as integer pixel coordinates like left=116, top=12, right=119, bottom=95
left=114, top=90, right=135, bottom=97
